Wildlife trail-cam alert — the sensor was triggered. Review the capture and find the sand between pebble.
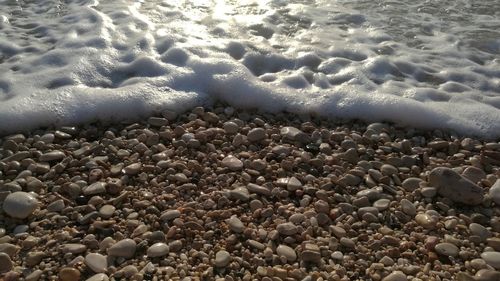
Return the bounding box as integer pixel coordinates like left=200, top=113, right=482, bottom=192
left=0, top=106, right=500, bottom=281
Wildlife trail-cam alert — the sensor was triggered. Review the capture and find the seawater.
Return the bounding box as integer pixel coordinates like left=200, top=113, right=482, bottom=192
left=0, top=0, right=499, bottom=137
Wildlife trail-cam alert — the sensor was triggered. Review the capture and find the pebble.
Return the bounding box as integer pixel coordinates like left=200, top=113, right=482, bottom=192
left=300, top=243, right=321, bottom=263
left=435, top=242, right=459, bottom=257
left=469, top=223, right=491, bottom=242
left=382, top=271, right=407, bottom=281
left=487, top=237, right=500, bottom=251
left=26, top=270, right=43, bottom=281
left=39, top=150, right=65, bottom=162
left=62, top=243, right=87, bottom=254
left=223, top=121, right=239, bottom=134
left=227, top=216, right=245, bottom=233
left=47, top=199, right=65, bottom=212
left=160, top=210, right=181, bottom=221
left=215, top=250, right=231, bottom=267
left=82, top=182, right=107, bottom=195
left=481, top=251, right=500, bottom=269
left=147, top=242, right=169, bottom=257
left=247, top=128, right=266, bottom=142
left=401, top=177, right=423, bottom=191
left=59, top=268, right=81, bottom=281
left=428, top=167, right=484, bottom=205
left=3, top=192, right=38, bottom=219
left=229, top=186, right=250, bottom=201
left=0, top=253, right=13, bottom=273
left=222, top=155, right=243, bottom=171
left=99, top=205, right=116, bottom=219
left=475, top=269, right=500, bottom=281
left=489, top=179, right=500, bottom=205
left=85, top=253, right=107, bottom=273
left=107, top=239, right=136, bottom=258
left=247, top=183, right=271, bottom=196
left=123, top=163, right=141, bottom=175
left=280, top=126, right=308, bottom=143
left=373, top=199, right=390, bottom=211
left=400, top=199, right=416, bottom=216
left=277, top=222, right=298, bottom=235
left=276, top=245, right=297, bottom=262
left=286, top=177, right=302, bottom=191
left=462, top=166, right=486, bottom=183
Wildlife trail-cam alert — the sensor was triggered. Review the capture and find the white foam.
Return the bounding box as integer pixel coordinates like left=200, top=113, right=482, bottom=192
left=0, top=0, right=499, bottom=138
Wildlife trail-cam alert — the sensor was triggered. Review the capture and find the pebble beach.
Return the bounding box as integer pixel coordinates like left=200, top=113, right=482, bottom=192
left=1, top=106, right=500, bottom=281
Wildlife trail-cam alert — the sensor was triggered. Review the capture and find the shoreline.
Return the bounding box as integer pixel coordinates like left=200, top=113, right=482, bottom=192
left=1, top=105, right=500, bottom=280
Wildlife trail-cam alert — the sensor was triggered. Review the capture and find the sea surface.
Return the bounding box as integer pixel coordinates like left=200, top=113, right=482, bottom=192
left=0, top=0, right=499, bottom=137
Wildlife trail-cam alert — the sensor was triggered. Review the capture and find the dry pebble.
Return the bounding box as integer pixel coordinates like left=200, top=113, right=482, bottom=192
left=2, top=192, right=38, bottom=219
left=0, top=107, right=499, bottom=280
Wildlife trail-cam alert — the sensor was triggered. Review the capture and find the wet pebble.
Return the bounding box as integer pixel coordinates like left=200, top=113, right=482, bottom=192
left=3, top=192, right=38, bottom=219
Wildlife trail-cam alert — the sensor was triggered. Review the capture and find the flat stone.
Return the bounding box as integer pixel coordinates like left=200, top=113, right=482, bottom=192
left=400, top=199, right=416, bottom=216
left=373, top=199, right=390, bottom=211
left=62, top=244, right=87, bottom=254
left=486, top=238, right=500, bottom=251
left=435, top=242, right=459, bottom=257
left=287, top=177, right=302, bottom=191
left=147, top=243, right=169, bottom=257
left=382, top=271, right=407, bottom=281
left=85, top=253, right=107, bottom=273
left=277, top=222, right=298, bottom=236
left=428, top=167, right=484, bottom=205
left=469, top=223, right=491, bottom=242
left=39, top=150, right=65, bottom=162
left=25, top=251, right=45, bottom=267
left=223, top=122, right=239, bottom=134
left=3, top=192, right=38, bottom=219
left=0, top=244, right=18, bottom=258
left=59, top=268, right=81, bottom=281
left=160, top=210, right=181, bottom=221
left=99, top=205, right=116, bottom=219
left=227, top=216, right=245, bottom=233
left=276, top=245, right=297, bottom=262
left=82, top=182, right=107, bottom=196
left=247, top=128, right=266, bottom=142
left=475, top=269, right=500, bottom=281
left=107, top=239, right=136, bottom=258
left=330, top=226, right=346, bottom=239
left=26, top=269, right=43, bottom=281
left=47, top=199, right=65, bottom=212
left=247, top=183, right=271, bottom=196
left=229, top=187, right=250, bottom=201
left=489, top=179, right=500, bottom=205
left=402, top=178, right=423, bottom=191
left=462, top=166, right=486, bottom=183
left=280, top=127, right=309, bottom=143
left=222, top=156, right=243, bottom=171
left=481, top=251, right=500, bottom=269
left=300, top=244, right=321, bottom=263
left=123, top=163, right=141, bottom=175
left=0, top=253, right=12, bottom=273
left=215, top=250, right=231, bottom=267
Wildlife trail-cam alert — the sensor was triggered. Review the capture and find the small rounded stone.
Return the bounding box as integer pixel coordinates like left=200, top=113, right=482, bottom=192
left=0, top=253, right=13, bottom=273
left=147, top=243, right=169, bottom=258
left=481, top=251, right=500, bottom=269
left=107, top=239, right=136, bottom=258
left=59, top=268, right=81, bottom=281
left=435, top=243, right=459, bottom=257
left=215, top=250, right=231, bottom=267
left=382, top=271, right=407, bottom=281
left=3, top=192, right=38, bottom=219
left=85, top=253, right=107, bottom=273
left=276, top=245, right=297, bottom=262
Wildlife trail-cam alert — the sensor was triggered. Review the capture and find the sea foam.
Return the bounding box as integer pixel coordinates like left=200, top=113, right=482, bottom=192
left=0, top=0, right=499, bottom=137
